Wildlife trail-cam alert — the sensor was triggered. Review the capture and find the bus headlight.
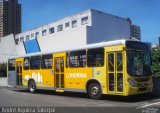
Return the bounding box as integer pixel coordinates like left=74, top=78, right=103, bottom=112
left=128, top=79, right=137, bottom=87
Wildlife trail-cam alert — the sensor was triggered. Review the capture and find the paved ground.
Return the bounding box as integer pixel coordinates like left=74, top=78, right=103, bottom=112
left=0, top=87, right=160, bottom=113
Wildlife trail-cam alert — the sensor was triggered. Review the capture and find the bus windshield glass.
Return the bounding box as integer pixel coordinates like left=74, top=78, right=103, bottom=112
left=127, top=50, right=151, bottom=77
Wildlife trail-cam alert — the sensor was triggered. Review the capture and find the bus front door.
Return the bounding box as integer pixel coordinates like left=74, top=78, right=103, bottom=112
left=16, top=61, right=22, bottom=86
left=54, top=57, right=64, bottom=88
left=107, top=52, right=124, bottom=94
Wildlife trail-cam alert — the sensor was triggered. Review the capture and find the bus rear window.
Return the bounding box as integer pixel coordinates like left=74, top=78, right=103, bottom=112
left=8, top=59, right=15, bottom=71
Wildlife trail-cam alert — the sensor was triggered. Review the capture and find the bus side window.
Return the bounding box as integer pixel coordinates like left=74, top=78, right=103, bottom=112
left=69, top=50, right=86, bottom=68
left=41, top=54, right=53, bottom=69
left=24, top=57, right=30, bottom=70
left=8, top=59, right=16, bottom=71
left=30, top=56, right=41, bottom=70
left=87, top=48, right=104, bottom=67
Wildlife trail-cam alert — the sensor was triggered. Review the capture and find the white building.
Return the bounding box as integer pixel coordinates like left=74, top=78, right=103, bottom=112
left=0, top=34, right=18, bottom=63
left=15, top=9, right=133, bottom=55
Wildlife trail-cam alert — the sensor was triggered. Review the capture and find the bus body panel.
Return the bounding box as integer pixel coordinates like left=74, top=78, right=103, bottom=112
left=8, top=70, right=16, bottom=87
left=65, top=68, right=92, bottom=89
left=92, top=67, right=107, bottom=94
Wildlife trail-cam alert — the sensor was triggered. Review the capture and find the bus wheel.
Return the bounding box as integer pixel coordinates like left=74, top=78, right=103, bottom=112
left=88, top=83, right=102, bottom=100
left=28, top=80, right=36, bottom=93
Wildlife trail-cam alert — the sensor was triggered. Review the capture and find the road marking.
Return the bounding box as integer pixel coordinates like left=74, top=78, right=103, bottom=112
left=137, top=102, right=160, bottom=109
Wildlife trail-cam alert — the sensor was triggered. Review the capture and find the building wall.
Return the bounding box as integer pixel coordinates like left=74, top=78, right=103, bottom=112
left=0, top=1, right=4, bottom=37
left=0, top=77, right=7, bottom=86
left=87, top=9, right=131, bottom=44
left=38, top=26, right=87, bottom=52
left=0, top=34, right=18, bottom=63
left=15, top=9, right=92, bottom=54
left=15, top=9, right=91, bottom=43
left=15, top=42, right=26, bottom=55
left=15, top=25, right=88, bottom=55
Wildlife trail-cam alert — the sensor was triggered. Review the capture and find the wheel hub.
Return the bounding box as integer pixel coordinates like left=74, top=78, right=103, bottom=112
left=30, top=83, right=35, bottom=92
left=91, top=86, right=99, bottom=96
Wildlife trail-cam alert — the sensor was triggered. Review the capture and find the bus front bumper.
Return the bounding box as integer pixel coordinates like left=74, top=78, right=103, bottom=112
left=126, top=85, right=153, bottom=96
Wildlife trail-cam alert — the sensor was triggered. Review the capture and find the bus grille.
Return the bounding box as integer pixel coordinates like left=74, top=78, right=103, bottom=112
left=138, top=88, right=147, bottom=92
left=134, top=78, right=150, bottom=82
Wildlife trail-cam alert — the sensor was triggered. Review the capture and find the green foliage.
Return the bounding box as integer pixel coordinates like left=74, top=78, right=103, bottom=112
left=151, top=48, right=160, bottom=78
left=0, top=63, right=7, bottom=77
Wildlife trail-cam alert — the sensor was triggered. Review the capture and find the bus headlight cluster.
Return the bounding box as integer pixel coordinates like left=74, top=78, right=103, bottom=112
left=128, top=78, right=137, bottom=87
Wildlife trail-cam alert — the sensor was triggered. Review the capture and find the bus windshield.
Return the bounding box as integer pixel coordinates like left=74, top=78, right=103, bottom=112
left=127, top=50, right=151, bottom=77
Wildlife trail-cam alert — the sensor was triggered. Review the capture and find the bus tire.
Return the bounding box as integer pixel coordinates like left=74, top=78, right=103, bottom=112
left=28, top=80, right=36, bottom=93
left=88, top=82, right=102, bottom=100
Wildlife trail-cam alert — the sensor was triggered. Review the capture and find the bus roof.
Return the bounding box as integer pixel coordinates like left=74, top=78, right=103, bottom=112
left=8, top=39, right=142, bottom=59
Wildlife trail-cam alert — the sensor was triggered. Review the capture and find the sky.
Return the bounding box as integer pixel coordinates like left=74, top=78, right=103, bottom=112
left=19, top=0, right=160, bottom=44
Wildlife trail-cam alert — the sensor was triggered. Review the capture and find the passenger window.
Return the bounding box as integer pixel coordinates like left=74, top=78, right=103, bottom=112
left=24, top=57, right=30, bottom=70
left=30, top=56, right=41, bottom=70
left=87, top=48, right=104, bottom=67
left=41, top=54, right=53, bottom=69
left=69, top=50, right=86, bottom=68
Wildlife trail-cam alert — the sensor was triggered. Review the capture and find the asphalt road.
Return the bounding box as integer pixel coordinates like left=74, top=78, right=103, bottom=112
left=0, top=87, right=160, bottom=113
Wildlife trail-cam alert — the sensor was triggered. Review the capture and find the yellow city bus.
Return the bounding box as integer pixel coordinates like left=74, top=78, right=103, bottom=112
left=8, top=40, right=153, bottom=99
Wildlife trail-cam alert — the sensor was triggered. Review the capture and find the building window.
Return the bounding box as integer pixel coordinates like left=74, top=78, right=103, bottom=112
left=20, top=37, right=24, bottom=42
left=72, top=20, right=77, bottom=28
left=35, top=32, right=39, bottom=38
left=65, top=22, right=69, bottom=28
left=69, top=50, right=86, bottom=68
left=42, top=30, right=47, bottom=36
left=15, top=39, right=19, bottom=44
left=49, top=27, right=54, bottom=34
left=81, top=16, right=88, bottom=25
left=30, top=56, right=41, bottom=70
left=41, top=54, right=53, bottom=69
left=31, top=34, right=34, bottom=38
left=26, top=35, right=30, bottom=41
left=57, top=25, right=63, bottom=32
left=87, top=48, right=104, bottom=67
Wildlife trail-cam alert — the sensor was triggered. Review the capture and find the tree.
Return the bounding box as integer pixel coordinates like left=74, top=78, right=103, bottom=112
left=151, top=48, right=160, bottom=78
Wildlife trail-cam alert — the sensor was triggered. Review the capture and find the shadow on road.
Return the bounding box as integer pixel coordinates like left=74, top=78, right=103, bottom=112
left=103, top=94, right=160, bottom=103
left=13, top=88, right=160, bottom=103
